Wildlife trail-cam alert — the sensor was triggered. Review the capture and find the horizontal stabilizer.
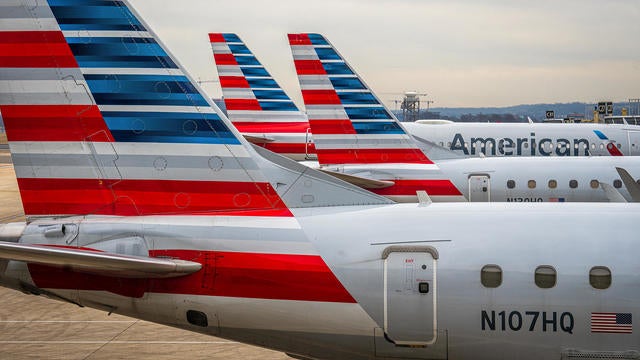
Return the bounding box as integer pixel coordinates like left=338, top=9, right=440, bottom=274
left=244, top=134, right=276, bottom=144
left=600, top=183, right=627, bottom=203
left=0, top=242, right=201, bottom=278
left=410, top=134, right=466, bottom=160
left=616, top=167, right=640, bottom=202
left=318, top=169, right=395, bottom=189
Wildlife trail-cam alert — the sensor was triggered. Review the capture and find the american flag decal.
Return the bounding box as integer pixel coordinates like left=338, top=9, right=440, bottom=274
left=591, top=312, right=632, bottom=334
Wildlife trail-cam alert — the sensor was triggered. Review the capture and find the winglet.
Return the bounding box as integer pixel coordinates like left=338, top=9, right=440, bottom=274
left=615, top=167, right=640, bottom=202
left=600, top=182, right=628, bottom=203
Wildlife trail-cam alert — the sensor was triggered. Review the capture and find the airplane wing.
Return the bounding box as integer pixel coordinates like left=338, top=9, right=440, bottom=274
left=243, top=135, right=275, bottom=144
left=615, top=167, right=640, bottom=202
left=317, top=169, right=395, bottom=189
left=0, top=242, right=201, bottom=278
left=599, top=183, right=627, bottom=203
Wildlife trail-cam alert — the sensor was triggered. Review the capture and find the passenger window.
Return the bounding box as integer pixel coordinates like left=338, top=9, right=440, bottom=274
left=614, top=179, right=622, bottom=188
left=591, top=143, right=595, bottom=149
left=548, top=180, right=557, bottom=189
left=590, top=180, right=599, bottom=189
left=481, top=265, right=502, bottom=288
left=569, top=180, right=578, bottom=189
left=600, top=143, right=604, bottom=149
left=528, top=180, right=536, bottom=189
left=617, top=143, right=622, bottom=149
left=534, top=265, right=556, bottom=289
left=507, top=180, right=515, bottom=189
left=589, top=266, right=611, bottom=289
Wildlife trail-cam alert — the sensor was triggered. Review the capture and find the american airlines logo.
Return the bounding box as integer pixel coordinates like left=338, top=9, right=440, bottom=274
left=450, top=133, right=591, bottom=156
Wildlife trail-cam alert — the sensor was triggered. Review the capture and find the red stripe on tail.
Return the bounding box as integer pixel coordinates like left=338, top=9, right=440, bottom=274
left=288, top=33, right=312, bottom=45
left=0, top=31, right=78, bottom=68
left=301, top=89, right=341, bottom=105
left=213, top=53, right=238, bottom=66
left=219, top=76, right=250, bottom=88
left=17, top=178, right=289, bottom=216
left=308, top=119, right=356, bottom=135
left=317, top=148, right=433, bottom=165
left=294, top=60, right=326, bottom=75
left=224, top=98, right=262, bottom=111
left=1, top=105, right=113, bottom=142
left=233, top=122, right=311, bottom=134
left=208, top=33, right=226, bottom=43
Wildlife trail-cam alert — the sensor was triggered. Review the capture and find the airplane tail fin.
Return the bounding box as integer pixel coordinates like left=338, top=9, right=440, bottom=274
left=288, top=34, right=464, bottom=202
left=288, top=33, right=431, bottom=166
left=0, top=1, right=389, bottom=218
left=209, top=33, right=315, bottom=160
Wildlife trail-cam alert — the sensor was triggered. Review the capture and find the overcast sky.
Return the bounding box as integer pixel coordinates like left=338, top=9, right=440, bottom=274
left=129, top=0, right=640, bottom=108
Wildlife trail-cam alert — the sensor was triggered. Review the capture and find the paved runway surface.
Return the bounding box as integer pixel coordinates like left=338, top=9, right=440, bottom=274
left=0, top=164, right=290, bottom=360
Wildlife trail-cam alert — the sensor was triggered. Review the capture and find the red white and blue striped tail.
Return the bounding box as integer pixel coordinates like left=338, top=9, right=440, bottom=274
left=0, top=1, right=388, bottom=218
left=288, top=33, right=465, bottom=202
left=288, top=33, right=432, bottom=166
left=209, top=33, right=316, bottom=161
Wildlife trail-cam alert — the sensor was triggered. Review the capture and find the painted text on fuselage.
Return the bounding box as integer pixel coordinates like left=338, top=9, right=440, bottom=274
left=451, top=133, right=590, bottom=156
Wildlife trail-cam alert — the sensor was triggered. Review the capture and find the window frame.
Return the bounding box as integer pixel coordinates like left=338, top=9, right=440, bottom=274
left=589, top=266, right=612, bottom=290
left=534, top=265, right=557, bottom=289
left=481, top=264, right=503, bottom=288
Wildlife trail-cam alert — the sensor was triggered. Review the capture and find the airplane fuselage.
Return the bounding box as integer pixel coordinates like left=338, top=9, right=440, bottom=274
left=1, top=203, right=638, bottom=360
left=404, top=122, right=640, bottom=157
left=321, top=156, right=640, bottom=202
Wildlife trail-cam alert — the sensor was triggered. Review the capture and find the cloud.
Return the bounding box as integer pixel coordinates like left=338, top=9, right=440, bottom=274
left=129, top=0, right=640, bottom=107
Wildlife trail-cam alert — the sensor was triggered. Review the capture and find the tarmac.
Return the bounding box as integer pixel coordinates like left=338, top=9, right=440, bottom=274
left=0, top=156, right=290, bottom=360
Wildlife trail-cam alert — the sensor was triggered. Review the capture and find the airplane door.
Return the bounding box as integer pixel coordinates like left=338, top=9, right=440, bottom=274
left=627, top=131, right=640, bottom=155
left=384, top=247, right=437, bottom=345
left=468, top=174, right=490, bottom=202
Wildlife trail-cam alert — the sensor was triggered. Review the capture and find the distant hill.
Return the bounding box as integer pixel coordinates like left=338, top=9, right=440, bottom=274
left=394, top=101, right=635, bottom=122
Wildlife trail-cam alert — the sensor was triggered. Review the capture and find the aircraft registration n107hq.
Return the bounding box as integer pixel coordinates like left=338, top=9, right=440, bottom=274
left=0, top=1, right=638, bottom=359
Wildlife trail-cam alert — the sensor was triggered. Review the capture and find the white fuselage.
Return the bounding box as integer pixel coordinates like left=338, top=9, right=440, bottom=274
left=436, top=156, right=636, bottom=202
left=403, top=122, right=640, bottom=157
left=1, top=202, right=638, bottom=359
left=321, top=156, right=640, bottom=202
